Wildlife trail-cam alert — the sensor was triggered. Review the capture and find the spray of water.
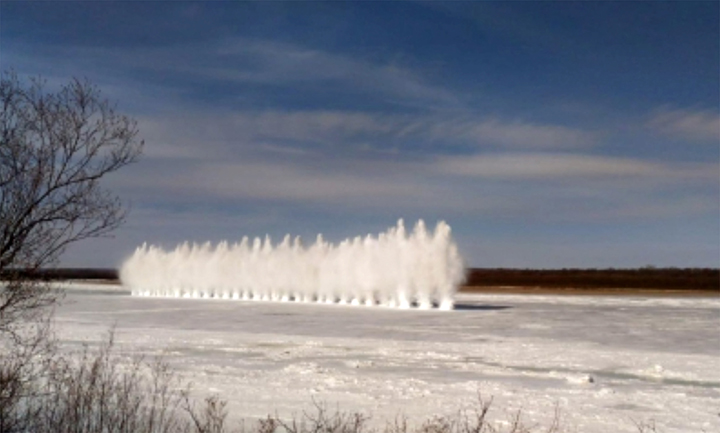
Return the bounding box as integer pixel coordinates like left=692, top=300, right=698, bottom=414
left=120, top=219, right=465, bottom=310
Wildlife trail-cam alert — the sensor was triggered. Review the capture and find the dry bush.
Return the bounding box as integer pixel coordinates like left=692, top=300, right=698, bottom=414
left=0, top=330, right=230, bottom=433
left=184, top=394, right=231, bottom=433
left=0, top=318, right=55, bottom=432
left=273, top=400, right=371, bottom=433
left=269, top=394, right=564, bottom=433
left=633, top=420, right=659, bottom=433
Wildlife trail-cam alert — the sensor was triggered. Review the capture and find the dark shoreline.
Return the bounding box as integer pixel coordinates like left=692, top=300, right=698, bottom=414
left=459, top=285, right=719, bottom=297
left=4, top=267, right=718, bottom=294
left=1, top=268, right=119, bottom=281
left=464, top=268, right=719, bottom=292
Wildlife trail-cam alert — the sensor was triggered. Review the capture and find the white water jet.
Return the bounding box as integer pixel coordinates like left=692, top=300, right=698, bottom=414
left=120, top=219, right=465, bottom=309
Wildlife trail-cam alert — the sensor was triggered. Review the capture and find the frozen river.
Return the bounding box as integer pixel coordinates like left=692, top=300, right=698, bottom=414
left=53, top=283, right=720, bottom=433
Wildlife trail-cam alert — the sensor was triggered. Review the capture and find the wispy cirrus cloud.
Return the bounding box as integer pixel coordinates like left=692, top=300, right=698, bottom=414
left=111, top=157, right=454, bottom=212
left=435, top=152, right=718, bottom=180
left=208, top=38, right=461, bottom=107
left=647, top=107, right=720, bottom=142
left=4, top=37, right=462, bottom=111
left=137, top=109, right=596, bottom=161
left=422, top=117, right=595, bottom=148
left=111, top=145, right=717, bottom=218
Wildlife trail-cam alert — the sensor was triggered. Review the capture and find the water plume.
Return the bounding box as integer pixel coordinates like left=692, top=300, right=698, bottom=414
left=120, top=219, right=465, bottom=310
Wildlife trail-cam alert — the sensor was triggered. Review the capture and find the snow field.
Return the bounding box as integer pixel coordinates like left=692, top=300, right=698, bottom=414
left=53, top=287, right=720, bottom=433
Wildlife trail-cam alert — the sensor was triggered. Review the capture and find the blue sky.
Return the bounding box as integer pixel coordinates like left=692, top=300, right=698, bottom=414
left=1, top=1, right=718, bottom=268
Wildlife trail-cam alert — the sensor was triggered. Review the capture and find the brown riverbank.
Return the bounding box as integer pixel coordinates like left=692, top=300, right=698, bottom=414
left=6, top=267, right=719, bottom=297
left=460, top=285, right=719, bottom=297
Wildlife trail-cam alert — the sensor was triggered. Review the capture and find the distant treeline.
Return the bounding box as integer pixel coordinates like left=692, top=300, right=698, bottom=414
left=465, top=268, right=719, bottom=292
left=2, top=267, right=719, bottom=292
left=1, top=268, right=119, bottom=281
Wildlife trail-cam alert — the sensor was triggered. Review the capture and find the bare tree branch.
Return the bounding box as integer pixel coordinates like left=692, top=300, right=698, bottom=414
left=0, top=70, right=143, bottom=337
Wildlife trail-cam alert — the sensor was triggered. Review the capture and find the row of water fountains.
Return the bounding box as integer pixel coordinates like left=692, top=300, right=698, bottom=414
left=120, top=220, right=465, bottom=310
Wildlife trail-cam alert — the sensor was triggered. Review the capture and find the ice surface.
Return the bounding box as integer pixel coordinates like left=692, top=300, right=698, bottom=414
left=120, top=220, right=464, bottom=309
left=53, top=284, right=720, bottom=433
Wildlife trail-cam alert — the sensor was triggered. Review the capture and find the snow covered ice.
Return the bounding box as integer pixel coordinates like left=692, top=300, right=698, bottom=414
left=53, top=283, right=720, bottom=433
left=121, top=219, right=464, bottom=310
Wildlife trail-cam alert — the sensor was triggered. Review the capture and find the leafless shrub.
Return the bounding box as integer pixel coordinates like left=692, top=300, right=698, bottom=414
left=1, top=70, right=143, bottom=340
left=2, top=331, right=191, bottom=433
left=270, top=393, right=564, bottom=433
left=384, top=394, right=562, bottom=433
left=274, top=399, right=372, bottom=433
left=256, top=415, right=280, bottom=433
left=183, top=394, right=231, bottom=433
left=633, top=419, right=659, bottom=433
left=0, top=317, right=55, bottom=432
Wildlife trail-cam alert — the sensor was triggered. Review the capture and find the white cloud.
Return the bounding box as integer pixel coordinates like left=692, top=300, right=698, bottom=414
left=423, top=117, right=595, bottom=148
left=136, top=110, right=595, bottom=162
left=647, top=107, right=720, bottom=142
left=112, top=158, right=442, bottom=210
left=226, top=111, right=397, bottom=143
left=188, top=161, right=425, bottom=202
left=108, top=144, right=719, bottom=227
left=3, top=37, right=462, bottom=112
left=209, top=38, right=460, bottom=107
left=435, top=153, right=717, bottom=180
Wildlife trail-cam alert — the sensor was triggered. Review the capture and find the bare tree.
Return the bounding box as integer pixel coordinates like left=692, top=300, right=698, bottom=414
left=0, top=70, right=143, bottom=337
